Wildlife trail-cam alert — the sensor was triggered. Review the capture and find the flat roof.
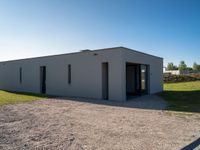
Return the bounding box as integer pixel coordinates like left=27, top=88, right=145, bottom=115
left=0, top=46, right=163, bottom=63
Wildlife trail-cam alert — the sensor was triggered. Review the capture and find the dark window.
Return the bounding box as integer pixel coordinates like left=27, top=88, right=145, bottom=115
left=68, top=64, right=71, bottom=84
left=102, top=62, right=109, bottom=100
left=19, top=67, right=22, bottom=84
left=40, top=66, right=46, bottom=94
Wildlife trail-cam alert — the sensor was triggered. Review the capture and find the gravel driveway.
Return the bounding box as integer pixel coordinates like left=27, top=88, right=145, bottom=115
left=0, top=95, right=200, bottom=150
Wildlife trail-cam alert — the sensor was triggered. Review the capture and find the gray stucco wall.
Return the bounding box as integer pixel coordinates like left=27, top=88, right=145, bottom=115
left=0, top=47, right=163, bottom=101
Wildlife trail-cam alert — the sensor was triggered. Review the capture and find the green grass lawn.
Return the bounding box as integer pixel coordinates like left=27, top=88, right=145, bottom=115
left=158, top=81, right=200, bottom=113
left=0, top=90, right=48, bottom=106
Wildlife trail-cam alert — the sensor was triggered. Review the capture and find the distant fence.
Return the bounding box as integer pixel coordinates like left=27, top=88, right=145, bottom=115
left=164, top=70, right=200, bottom=75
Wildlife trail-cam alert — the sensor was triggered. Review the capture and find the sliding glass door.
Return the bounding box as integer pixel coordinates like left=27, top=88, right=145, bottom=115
left=141, top=65, right=148, bottom=94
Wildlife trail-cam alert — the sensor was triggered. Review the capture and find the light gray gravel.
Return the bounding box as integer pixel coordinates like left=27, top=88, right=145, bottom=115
left=0, top=95, right=200, bottom=150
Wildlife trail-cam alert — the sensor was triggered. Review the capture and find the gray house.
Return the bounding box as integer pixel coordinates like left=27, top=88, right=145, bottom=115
left=0, top=47, right=163, bottom=101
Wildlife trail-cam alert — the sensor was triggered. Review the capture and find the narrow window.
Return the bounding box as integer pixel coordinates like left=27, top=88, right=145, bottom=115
left=19, top=67, right=22, bottom=84
left=68, top=64, right=71, bottom=84
left=102, top=62, right=109, bottom=100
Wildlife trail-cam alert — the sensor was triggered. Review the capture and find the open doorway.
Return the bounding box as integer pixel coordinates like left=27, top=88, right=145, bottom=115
left=126, top=63, right=149, bottom=99
left=102, top=62, right=109, bottom=100
left=40, top=66, right=46, bottom=94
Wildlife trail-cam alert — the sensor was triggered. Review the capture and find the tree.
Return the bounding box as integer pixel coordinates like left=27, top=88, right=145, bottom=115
left=173, top=65, right=178, bottom=70
left=179, top=61, right=187, bottom=71
left=187, top=67, right=193, bottom=71
left=166, top=62, right=178, bottom=70
left=166, top=62, right=174, bottom=70
left=198, top=66, right=200, bottom=70
left=193, top=62, right=200, bottom=70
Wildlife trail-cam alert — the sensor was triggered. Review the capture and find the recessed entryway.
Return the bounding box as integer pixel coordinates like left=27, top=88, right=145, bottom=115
left=126, top=62, right=149, bottom=99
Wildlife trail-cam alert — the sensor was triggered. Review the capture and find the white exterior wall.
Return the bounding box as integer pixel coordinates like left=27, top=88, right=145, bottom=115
left=0, top=47, right=163, bottom=101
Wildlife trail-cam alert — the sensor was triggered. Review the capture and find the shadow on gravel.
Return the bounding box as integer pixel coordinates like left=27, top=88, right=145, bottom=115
left=181, top=137, right=200, bottom=150
left=4, top=90, right=200, bottom=113
left=57, top=94, right=167, bottom=111
left=1, top=90, right=166, bottom=111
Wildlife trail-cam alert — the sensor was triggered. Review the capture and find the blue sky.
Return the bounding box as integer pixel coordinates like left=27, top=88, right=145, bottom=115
left=0, top=0, right=199, bottom=67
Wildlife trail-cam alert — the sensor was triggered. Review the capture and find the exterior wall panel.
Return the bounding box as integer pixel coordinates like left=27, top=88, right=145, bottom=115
left=121, top=48, right=163, bottom=96
left=0, top=48, right=125, bottom=101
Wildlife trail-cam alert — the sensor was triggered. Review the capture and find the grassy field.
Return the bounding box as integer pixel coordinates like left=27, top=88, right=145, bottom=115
left=159, top=81, right=200, bottom=113
left=0, top=90, right=48, bottom=106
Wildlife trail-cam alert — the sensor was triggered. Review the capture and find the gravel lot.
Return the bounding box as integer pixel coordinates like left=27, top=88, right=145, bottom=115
left=0, top=95, right=200, bottom=150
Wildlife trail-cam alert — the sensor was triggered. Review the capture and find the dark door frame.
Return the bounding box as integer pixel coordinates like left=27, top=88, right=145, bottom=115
left=126, top=62, right=150, bottom=99
left=40, top=66, right=46, bottom=94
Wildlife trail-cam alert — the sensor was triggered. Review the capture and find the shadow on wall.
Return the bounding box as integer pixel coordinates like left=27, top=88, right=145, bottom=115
left=181, top=137, right=200, bottom=150
left=158, top=90, right=200, bottom=113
